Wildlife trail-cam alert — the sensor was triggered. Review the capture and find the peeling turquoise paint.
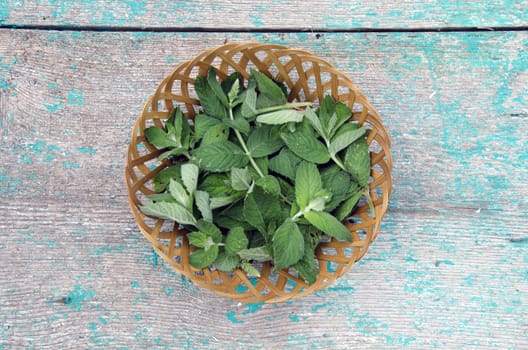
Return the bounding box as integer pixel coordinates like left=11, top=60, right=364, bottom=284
left=77, top=146, right=97, bottom=155
left=242, top=303, right=263, bottom=315
left=225, top=311, right=244, bottom=324
left=62, top=161, right=80, bottom=169
left=63, top=285, right=95, bottom=311
left=131, top=280, right=140, bottom=289
left=0, top=2, right=9, bottom=24
left=67, top=89, right=84, bottom=105
left=161, top=285, right=174, bottom=297
left=44, top=102, right=65, bottom=113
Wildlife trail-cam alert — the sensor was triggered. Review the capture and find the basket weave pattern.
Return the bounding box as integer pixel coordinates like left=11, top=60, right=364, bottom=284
left=125, top=43, right=392, bottom=303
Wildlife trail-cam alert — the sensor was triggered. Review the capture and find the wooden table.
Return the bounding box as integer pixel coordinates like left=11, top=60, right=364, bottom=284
left=1, top=2, right=527, bottom=348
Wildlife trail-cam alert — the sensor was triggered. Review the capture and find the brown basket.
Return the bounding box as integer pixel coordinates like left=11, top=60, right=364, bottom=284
left=125, top=42, right=392, bottom=303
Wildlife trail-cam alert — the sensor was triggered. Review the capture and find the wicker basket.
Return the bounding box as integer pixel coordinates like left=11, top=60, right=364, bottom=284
left=125, top=42, right=392, bottom=303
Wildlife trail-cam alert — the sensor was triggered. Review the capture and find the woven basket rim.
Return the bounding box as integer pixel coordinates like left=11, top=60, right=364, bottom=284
left=125, top=42, right=393, bottom=303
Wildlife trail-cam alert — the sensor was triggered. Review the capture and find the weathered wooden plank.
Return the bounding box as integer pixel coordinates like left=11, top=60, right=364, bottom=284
left=1, top=1, right=526, bottom=29
left=0, top=30, right=527, bottom=348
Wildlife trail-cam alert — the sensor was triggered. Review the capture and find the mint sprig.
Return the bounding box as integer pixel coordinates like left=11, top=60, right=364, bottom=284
left=141, top=67, right=373, bottom=285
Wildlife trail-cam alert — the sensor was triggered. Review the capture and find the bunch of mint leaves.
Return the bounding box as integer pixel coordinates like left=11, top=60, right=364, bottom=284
left=140, top=67, right=373, bottom=285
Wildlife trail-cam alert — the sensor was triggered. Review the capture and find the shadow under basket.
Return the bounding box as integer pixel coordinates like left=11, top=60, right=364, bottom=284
left=125, top=42, right=393, bottom=303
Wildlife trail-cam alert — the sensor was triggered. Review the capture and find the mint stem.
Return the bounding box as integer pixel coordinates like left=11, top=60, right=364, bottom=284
left=256, top=102, right=312, bottom=114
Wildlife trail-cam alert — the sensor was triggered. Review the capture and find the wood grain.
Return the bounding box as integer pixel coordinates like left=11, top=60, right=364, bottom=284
left=1, top=30, right=527, bottom=348
left=1, top=1, right=526, bottom=29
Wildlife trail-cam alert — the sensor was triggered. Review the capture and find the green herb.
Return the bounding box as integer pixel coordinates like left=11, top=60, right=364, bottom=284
left=140, top=67, right=373, bottom=285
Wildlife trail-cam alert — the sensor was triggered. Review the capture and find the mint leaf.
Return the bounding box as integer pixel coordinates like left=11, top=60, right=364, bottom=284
left=253, top=156, right=269, bottom=176
left=237, top=246, right=272, bottom=262
left=223, top=117, right=250, bottom=136
left=329, top=125, right=366, bottom=156
left=147, top=193, right=176, bottom=203
left=272, top=219, right=304, bottom=270
left=189, top=245, right=219, bottom=269
left=153, top=165, right=181, bottom=192
left=227, top=77, right=240, bottom=104
left=343, top=137, right=371, bottom=187
left=281, top=130, right=330, bottom=164
left=144, top=126, right=178, bottom=148
left=193, top=140, right=248, bottom=172
left=269, top=148, right=302, bottom=180
left=293, top=246, right=319, bottom=285
left=172, top=107, right=191, bottom=149
left=187, top=231, right=213, bottom=249
left=221, top=71, right=241, bottom=95
left=195, top=74, right=228, bottom=119
left=201, top=123, right=229, bottom=145
left=317, top=95, right=336, bottom=129
left=256, top=109, right=304, bottom=125
left=214, top=252, right=240, bottom=272
left=241, top=262, right=261, bottom=277
left=247, top=125, right=283, bottom=158
left=231, top=167, right=251, bottom=191
left=194, top=190, right=212, bottom=222
left=207, top=67, right=229, bottom=107
left=215, top=214, right=254, bottom=231
left=304, top=107, right=328, bottom=141
left=251, top=69, right=287, bottom=107
left=255, top=175, right=281, bottom=196
left=195, top=219, right=223, bottom=243
left=158, top=147, right=187, bottom=161
left=168, top=179, right=192, bottom=210
left=195, top=114, right=221, bottom=140
left=334, top=187, right=362, bottom=221
left=330, top=102, right=352, bottom=139
left=241, top=83, right=258, bottom=119
left=140, top=201, right=197, bottom=226
left=321, top=167, right=352, bottom=211
left=304, top=211, right=351, bottom=242
left=181, top=163, right=199, bottom=194
left=295, top=162, right=323, bottom=209
left=225, top=227, right=249, bottom=255
left=243, top=191, right=266, bottom=234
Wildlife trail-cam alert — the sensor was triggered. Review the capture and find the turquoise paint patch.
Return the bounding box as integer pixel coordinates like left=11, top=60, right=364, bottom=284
left=134, top=313, right=142, bottom=321
left=70, top=64, right=78, bottom=70
left=62, top=161, right=80, bottom=169
left=434, top=260, right=454, bottom=267
left=77, top=147, right=96, bottom=155
left=63, top=285, right=95, bottom=311
left=0, top=3, right=9, bottom=24
left=90, top=244, right=127, bottom=255
left=131, top=280, right=140, bottom=289
left=226, top=311, right=244, bottom=324
left=289, top=314, right=300, bottom=322
left=44, top=103, right=65, bottom=112
left=162, top=286, right=174, bottom=297
left=165, top=56, right=177, bottom=63
left=311, top=301, right=335, bottom=312
left=242, top=303, right=263, bottom=315
left=67, top=89, right=84, bottom=105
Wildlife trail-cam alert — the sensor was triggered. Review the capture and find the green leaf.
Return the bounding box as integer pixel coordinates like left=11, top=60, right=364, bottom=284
left=304, top=107, right=327, bottom=141
left=321, top=167, right=352, bottom=212
left=195, top=114, right=221, bottom=140
left=241, top=261, right=261, bottom=277
left=199, top=174, right=244, bottom=209
left=225, top=227, right=249, bottom=255
left=144, top=126, right=178, bottom=148
left=193, top=140, right=248, bottom=172
left=318, top=95, right=336, bottom=129
left=329, top=125, right=366, bottom=156
left=168, top=179, right=192, bottom=209
left=255, top=175, right=281, bottom=196
left=251, top=69, right=287, bottom=107
left=139, top=201, right=197, bottom=226
left=253, top=156, right=269, bottom=176
left=194, top=190, right=212, bottom=222
left=214, top=252, right=240, bottom=272
left=256, top=109, right=304, bottom=125
left=272, top=220, right=304, bottom=270
left=237, top=246, right=272, bottom=262
left=195, top=219, right=223, bottom=243
left=171, top=107, right=191, bottom=149
left=247, top=125, right=284, bottom=158
left=223, top=117, right=250, bottom=136
left=227, top=77, right=240, bottom=104
left=221, top=71, right=241, bottom=95
left=157, top=147, right=187, bottom=161
left=201, top=123, right=230, bottom=145
left=187, top=231, right=214, bottom=249
left=210, top=196, right=243, bottom=209
left=334, top=187, right=362, bottom=221
left=181, top=163, right=199, bottom=194
left=146, top=193, right=176, bottom=203
left=231, top=167, right=252, bottom=191
left=243, top=191, right=266, bottom=234
left=295, top=162, right=323, bottom=209
left=189, top=245, right=219, bottom=269
left=343, top=137, right=371, bottom=187
left=304, top=211, right=351, bottom=242
left=214, top=214, right=254, bottom=231
left=241, top=84, right=258, bottom=119
left=281, top=129, right=330, bottom=164
left=330, top=102, right=352, bottom=138
left=293, top=247, right=319, bottom=285
left=195, top=75, right=228, bottom=119
left=153, top=165, right=181, bottom=192
left=269, top=148, right=302, bottom=181
left=207, top=67, right=229, bottom=107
